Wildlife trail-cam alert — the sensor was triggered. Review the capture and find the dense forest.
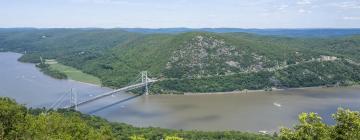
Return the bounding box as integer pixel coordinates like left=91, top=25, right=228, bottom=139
left=121, top=28, right=360, bottom=37
left=1, top=97, right=359, bottom=139
left=0, top=28, right=360, bottom=93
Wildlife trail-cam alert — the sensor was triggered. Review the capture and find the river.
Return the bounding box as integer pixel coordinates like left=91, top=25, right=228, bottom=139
left=0, top=52, right=359, bottom=132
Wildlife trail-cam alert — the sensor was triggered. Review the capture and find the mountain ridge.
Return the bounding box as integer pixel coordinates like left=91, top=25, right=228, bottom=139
left=2, top=28, right=360, bottom=37
left=0, top=29, right=359, bottom=93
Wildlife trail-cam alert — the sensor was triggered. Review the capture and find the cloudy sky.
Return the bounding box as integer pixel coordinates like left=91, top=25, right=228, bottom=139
left=0, top=0, right=359, bottom=28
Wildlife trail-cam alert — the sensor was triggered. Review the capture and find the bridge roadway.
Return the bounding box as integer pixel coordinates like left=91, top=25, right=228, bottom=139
left=66, top=79, right=157, bottom=108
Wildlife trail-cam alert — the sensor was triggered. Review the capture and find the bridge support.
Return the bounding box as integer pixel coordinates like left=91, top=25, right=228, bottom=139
left=141, top=71, right=149, bottom=95
left=70, top=89, right=78, bottom=110
left=63, top=71, right=157, bottom=109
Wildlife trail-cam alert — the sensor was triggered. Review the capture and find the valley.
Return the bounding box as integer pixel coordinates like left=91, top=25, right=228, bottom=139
left=1, top=29, right=360, bottom=94
left=1, top=0, right=360, bottom=139
left=0, top=52, right=359, bottom=133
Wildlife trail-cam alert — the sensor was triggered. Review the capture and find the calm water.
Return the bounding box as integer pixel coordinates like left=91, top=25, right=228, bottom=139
left=0, top=52, right=359, bottom=132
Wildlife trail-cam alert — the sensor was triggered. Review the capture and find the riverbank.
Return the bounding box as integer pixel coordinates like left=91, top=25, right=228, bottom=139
left=36, top=63, right=68, bottom=80
left=2, top=52, right=360, bottom=133
left=22, top=54, right=360, bottom=96
left=183, top=85, right=360, bottom=96
left=36, top=60, right=360, bottom=96
left=11, top=52, right=103, bottom=86
left=45, top=59, right=102, bottom=86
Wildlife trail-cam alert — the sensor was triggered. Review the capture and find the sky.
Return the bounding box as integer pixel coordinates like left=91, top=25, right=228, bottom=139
left=0, top=0, right=359, bottom=28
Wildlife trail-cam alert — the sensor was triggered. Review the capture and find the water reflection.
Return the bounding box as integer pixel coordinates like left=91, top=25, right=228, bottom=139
left=88, top=94, right=142, bottom=114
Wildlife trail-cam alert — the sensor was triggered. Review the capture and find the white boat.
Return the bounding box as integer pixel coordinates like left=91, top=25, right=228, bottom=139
left=273, top=102, right=282, bottom=107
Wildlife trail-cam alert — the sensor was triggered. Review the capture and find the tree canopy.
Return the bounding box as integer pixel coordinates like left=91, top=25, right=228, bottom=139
left=280, top=108, right=360, bottom=140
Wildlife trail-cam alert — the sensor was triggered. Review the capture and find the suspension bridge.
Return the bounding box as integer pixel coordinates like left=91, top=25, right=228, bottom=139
left=49, top=71, right=157, bottom=110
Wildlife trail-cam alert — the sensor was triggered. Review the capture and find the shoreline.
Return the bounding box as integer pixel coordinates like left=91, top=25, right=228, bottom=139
left=15, top=53, right=358, bottom=96
left=1, top=52, right=103, bottom=87
left=67, top=79, right=106, bottom=88
left=60, top=77, right=360, bottom=96
left=6, top=52, right=360, bottom=96
left=182, top=85, right=360, bottom=96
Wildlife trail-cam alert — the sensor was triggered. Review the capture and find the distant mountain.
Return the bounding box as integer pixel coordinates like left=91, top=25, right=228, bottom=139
left=1, top=28, right=360, bottom=94
left=121, top=28, right=360, bottom=37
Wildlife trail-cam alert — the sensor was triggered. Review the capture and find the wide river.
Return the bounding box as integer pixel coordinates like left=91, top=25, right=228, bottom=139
left=0, top=52, right=359, bottom=132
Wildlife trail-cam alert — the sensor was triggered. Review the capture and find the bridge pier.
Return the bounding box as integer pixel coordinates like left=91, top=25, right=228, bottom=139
left=141, top=71, right=149, bottom=95
left=70, top=88, right=78, bottom=110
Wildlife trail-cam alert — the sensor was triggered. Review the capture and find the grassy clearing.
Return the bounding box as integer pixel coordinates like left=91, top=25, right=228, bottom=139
left=46, top=59, right=102, bottom=85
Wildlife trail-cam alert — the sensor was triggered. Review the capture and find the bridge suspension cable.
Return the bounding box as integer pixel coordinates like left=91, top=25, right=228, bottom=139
left=49, top=91, right=68, bottom=109
left=63, top=71, right=157, bottom=109
left=70, top=88, right=78, bottom=111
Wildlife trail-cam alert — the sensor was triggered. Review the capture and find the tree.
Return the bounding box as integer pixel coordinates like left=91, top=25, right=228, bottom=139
left=0, top=97, right=113, bottom=140
left=0, top=97, right=27, bottom=139
left=0, top=123, right=4, bottom=140
left=332, top=108, right=360, bottom=139
left=130, top=135, right=146, bottom=140
left=280, top=109, right=360, bottom=140
left=165, top=136, right=184, bottom=140
left=280, top=112, right=331, bottom=140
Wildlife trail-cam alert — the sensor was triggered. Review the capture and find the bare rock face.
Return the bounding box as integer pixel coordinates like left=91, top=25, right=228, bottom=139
left=165, top=34, right=268, bottom=78
left=226, top=61, right=240, bottom=67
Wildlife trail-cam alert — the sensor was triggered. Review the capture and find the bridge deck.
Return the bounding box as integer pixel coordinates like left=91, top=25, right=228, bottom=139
left=65, top=79, right=156, bottom=108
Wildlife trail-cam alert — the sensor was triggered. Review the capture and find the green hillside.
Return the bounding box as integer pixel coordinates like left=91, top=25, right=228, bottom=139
left=1, top=29, right=360, bottom=93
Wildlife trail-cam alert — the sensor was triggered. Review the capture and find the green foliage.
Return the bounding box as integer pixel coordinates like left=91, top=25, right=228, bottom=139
left=110, top=123, right=274, bottom=140
left=280, top=113, right=330, bottom=140
left=275, top=60, right=360, bottom=88
left=18, top=53, right=42, bottom=63
left=2, top=98, right=359, bottom=140
left=165, top=136, right=184, bottom=140
left=0, top=97, right=27, bottom=139
left=36, top=63, right=68, bottom=79
left=1, top=29, right=360, bottom=93
left=20, top=112, right=113, bottom=140
left=0, top=97, right=274, bottom=140
left=155, top=71, right=273, bottom=93
left=0, top=97, right=112, bottom=140
left=280, top=108, right=360, bottom=140
left=332, top=109, right=360, bottom=139
left=48, top=60, right=102, bottom=85
left=153, top=60, right=360, bottom=93
left=130, top=135, right=146, bottom=140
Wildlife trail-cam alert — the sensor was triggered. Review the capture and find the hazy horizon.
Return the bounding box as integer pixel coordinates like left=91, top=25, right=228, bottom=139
left=2, top=27, right=360, bottom=29
left=0, top=0, right=360, bottom=28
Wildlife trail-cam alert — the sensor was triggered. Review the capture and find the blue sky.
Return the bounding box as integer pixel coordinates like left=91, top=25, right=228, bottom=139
left=0, top=0, right=359, bottom=28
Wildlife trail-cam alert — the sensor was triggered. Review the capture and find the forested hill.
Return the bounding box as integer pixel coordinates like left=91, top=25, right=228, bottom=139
left=1, top=28, right=360, bottom=94
left=121, top=28, right=360, bottom=37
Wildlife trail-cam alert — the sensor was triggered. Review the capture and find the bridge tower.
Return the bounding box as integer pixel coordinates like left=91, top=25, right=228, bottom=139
left=70, top=88, right=78, bottom=110
left=141, top=71, right=149, bottom=95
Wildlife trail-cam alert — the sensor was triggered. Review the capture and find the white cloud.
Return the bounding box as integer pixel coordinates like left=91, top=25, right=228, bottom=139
left=277, top=4, right=289, bottom=11
left=70, top=0, right=134, bottom=5
left=296, top=0, right=315, bottom=14
left=298, top=8, right=312, bottom=13
left=337, top=1, right=360, bottom=9
left=343, top=16, right=360, bottom=20
left=297, top=0, right=312, bottom=5
left=260, top=12, right=270, bottom=16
